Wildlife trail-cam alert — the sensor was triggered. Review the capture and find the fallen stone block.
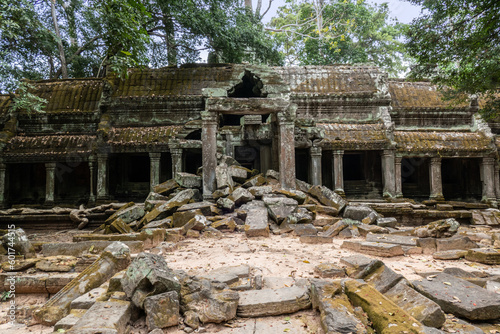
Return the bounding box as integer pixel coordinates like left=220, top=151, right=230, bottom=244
left=385, top=279, right=446, bottom=328
left=308, top=185, right=347, bottom=212
left=67, top=299, right=132, bottom=334
left=2, top=228, right=36, bottom=258
left=237, top=286, right=311, bottom=317
left=144, top=291, right=180, bottom=330
left=153, top=179, right=179, bottom=195
left=229, top=165, right=249, bottom=182
left=1, top=272, right=78, bottom=294
left=104, top=202, right=134, bottom=224
left=343, top=205, right=377, bottom=221
left=216, top=197, right=235, bottom=212
left=121, top=252, right=180, bottom=308
left=323, top=220, right=349, bottom=237
left=357, top=224, right=389, bottom=237
left=313, top=263, right=346, bottom=278
left=340, top=255, right=373, bottom=277
left=109, top=218, right=135, bottom=234
left=359, top=260, right=404, bottom=293
left=230, top=187, right=255, bottom=206
left=417, top=238, right=437, bottom=255
left=173, top=209, right=203, bottom=228
left=366, top=233, right=418, bottom=246
left=36, top=256, right=78, bottom=272
left=244, top=202, right=269, bottom=237
left=1, top=258, right=38, bottom=272
left=345, top=279, right=427, bottom=333
left=263, top=195, right=298, bottom=222
left=70, top=285, right=108, bottom=310
left=432, top=249, right=468, bottom=260
left=73, top=229, right=165, bottom=250
left=216, top=163, right=234, bottom=189
left=341, top=241, right=404, bottom=257
left=242, top=174, right=266, bottom=188
left=201, top=265, right=250, bottom=285
left=107, top=204, right=144, bottom=225
left=413, top=218, right=460, bottom=238
left=177, top=201, right=213, bottom=216
left=377, top=217, right=397, bottom=228
left=211, top=217, right=237, bottom=231
left=436, top=236, right=478, bottom=252
left=465, top=248, right=500, bottom=265
left=310, top=280, right=368, bottom=334
left=292, top=223, right=318, bottom=236
left=412, top=273, right=500, bottom=321
left=53, top=309, right=86, bottom=331
left=175, top=172, right=201, bottom=188
left=138, top=189, right=200, bottom=226
left=33, top=242, right=131, bottom=326
left=300, top=235, right=332, bottom=244
left=42, top=240, right=143, bottom=256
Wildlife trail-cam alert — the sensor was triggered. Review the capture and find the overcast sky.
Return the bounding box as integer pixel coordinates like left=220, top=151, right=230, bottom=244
left=257, top=0, right=423, bottom=24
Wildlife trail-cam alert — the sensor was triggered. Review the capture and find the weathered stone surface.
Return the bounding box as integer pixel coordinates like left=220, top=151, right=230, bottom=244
left=377, top=217, right=398, bottom=228
left=360, top=261, right=404, bottom=293
left=70, top=285, right=108, bottom=309
left=486, top=280, right=500, bottom=294
left=144, top=291, right=180, bottom=330
left=216, top=163, right=234, bottom=189
left=343, top=205, right=377, bottom=221
left=436, top=236, right=478, bottom=252
left=229, top=165, right=249, bottom=182
left=230, top=187, right=255, bottom=206
left=273, top=189, right=307, bottom=204
left=413, top=218, right=460, bottom=238
left=242, top=174, right=266, bottom=188
left=340, top=255, right=373, bottom=277
left=292, top=223, right=318, bottom=236
left=53, top=310, right=86, bottom=331
left=142, top=218, right=171, bottom=229
left=121, top=252, right=180, bottom=308
left=201, top=265, right=250, bottom=285
left=211, top=217, right=236, bottom=232
left=366, top=233, right=418, bottom=246
left=341, top=241, right=404, bottom=257
left=237, top=286, right=311, bottom=317
left=42, top=240, right=143, bottom=256
left=243, top=202, right=269, bottom=237
left=308, top=185, right=347, bottom=211
left=417, top=238, right=437, bottom=255
left=67, top=299, right=132, bottom=334
left=263, top=195, right=298, bottom=222
left=172, top=209, right=202, bottom=228
left=357, top=224, right=389, bottom=237
left=216, top=197, right=235, bottom=212
left=300, top=235, right=333, bottom=244
left=2, top=228, right=36, bottom=258
left=432, top=249, right=468, bottom=260
left=1, top=272, right=78, bottom=294
left=385, top=280, right=446, bottom=328
left=177, top=201, right=213, bottom=215
left=175, top=172, right=201, bottom=188
left=179, top=274, right=239, bottom=324
left=323, top=220, right=349, bottom=237
left=153, top=179, right=179, bottom=195
left=314, top=263, right=346, bottom=278
left=1, top=258, right=38, bottom=272
left=466, top=248, right=500, bottom=265
left=212, top=186, right=231, bottom=199
left=310, top=280, right=368, bottom=334
left=248, top=185, right=273, bottom=198
left=140, top=189, right=200, bottom=226
left=36, top=256, right=77, bottom=272
left=412, top=273, right=500, bottom=320
left=105, top=202, right=135, bottom=224
left=345, top=279, right=427, bottom=333
left=108, top=204, right=145, bottom=224
left=34, top=242, right=131, bottom=326
left=110, top=218, right=135, bottom=234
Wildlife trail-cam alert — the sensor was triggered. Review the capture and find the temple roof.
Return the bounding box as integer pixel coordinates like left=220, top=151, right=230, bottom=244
left=318, top=123, right=390, bottom=150
left=29, top=79, right=104, bottom=113
left=0, top=95, right=11, bottom=117
left=394, top=130, right=492, bottom=154
left=3, top=135, right=95, bottom=157
left=107, top=126, right=182, bottom=147
left=276, top=65, right=383, bottom=96
left=388, top=80, right=470, bottom=110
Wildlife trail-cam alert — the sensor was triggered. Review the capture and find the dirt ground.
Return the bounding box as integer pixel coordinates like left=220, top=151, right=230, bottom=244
left=1, top=230, right=500, bottom=333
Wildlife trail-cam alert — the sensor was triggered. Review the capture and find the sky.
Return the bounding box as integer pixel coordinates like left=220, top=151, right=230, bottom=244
left=256, top=0, right=423, bottom=24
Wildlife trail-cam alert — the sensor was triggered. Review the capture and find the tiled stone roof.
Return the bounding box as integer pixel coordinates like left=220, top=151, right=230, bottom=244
left=395, top=130, right=492, bottom=154
left=4, top=135, right=95, bottom=157
left=107, top=126, right=182, bottom=146
left=276, top=65, right=383, bottom=96
left=30, top=79, right=104, bottom=113
left=318, top=123, right=390, bottom=150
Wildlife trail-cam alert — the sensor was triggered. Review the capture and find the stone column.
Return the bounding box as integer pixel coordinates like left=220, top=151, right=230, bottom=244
left=225, top=133, right=234, bottom=157
left=88, top=156, right=96, bottom=205
left=381, top=150, right=396, bottom=198
left=309, top=145, right=322, bottom=186
left=333, top=150, right=344, bottom=196
left=201, top=111, right=218, bottom=199
left=429, top=157, right=444, bottom=201
left=260, top=145, right=272, bottom=175
left=45, top=162, right=56, bottom=205
left=482, top=157, right=497, bottom=206
left=97, top=153, right=109, bottom=200
left=149, top=152, right=161, bottom=190
left=0, top=163, right=6, bottom=208
left=395, top=157, right=403, bottom=198
left=495, top=163, right=500, bottom=203
left=170, top=148, right=183, bottom=179
left=277, top=111, right=296, bottom=190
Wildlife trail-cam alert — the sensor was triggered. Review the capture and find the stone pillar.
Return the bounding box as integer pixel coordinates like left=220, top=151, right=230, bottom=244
left=260, top=145, right=272, bottom=175
left=170, top=148, right=183, bottom=179
left=97, top=153, right=109, bottom=200
left=0, top=163, right=6, bottom=208
left=88, top=156, right=96, bottom=205
left=225, top=133, right=234, bottom=157
left=482, top=157, right=497, bottom=206
left=429, top=157, right=444, bottom=201
left=495, top=163, right=500, bottom=203
left=333, top=150, right=344, bottom=196
left=309, top=145, right=322, bottom=186
left=381, top=150, right=396, bottom=198
left=45, top=162, right=56, bottom=205
left=149, top=152, right=161, bottom=190
left=395, top=157, right=403, bottom=198
left=277, top=111, right=296, bottom=190
left=201, top=111, right=218, bottom=199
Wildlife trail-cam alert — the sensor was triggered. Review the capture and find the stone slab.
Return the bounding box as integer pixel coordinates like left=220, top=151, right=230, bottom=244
left=436, top=236, right=477, bottom=252
left=1, top=272, right=78, bottom=294
left=412, top=273, right=500, bottom=320
left=341, top=241, right=404, bottom=257
left=432, top=250, right=468, bottom=260
left=70, top=285, right=108, bottom=310
left=366, top=233, right=418, bottom=246
left=237, top=286, right=311, bottom=317
left=42, top=240, right=144, bottom=256
left=466, top=248, right=500, bottom=265
left=244, top=204, right=269, bottom=238
left=67, top=299, right=132, bottom=333
left=299, top=235, right=332, bottom=244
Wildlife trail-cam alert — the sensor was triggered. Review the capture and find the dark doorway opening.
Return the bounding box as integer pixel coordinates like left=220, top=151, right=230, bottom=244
left=343, top=151, right=383, bottom=199
left=8, top=163, right=45, bottom=205
left=295, top=149, right=309, bottom=183
left=442, top=158, right=481, bottom=201
left=401, top=157, right=430, bottom=201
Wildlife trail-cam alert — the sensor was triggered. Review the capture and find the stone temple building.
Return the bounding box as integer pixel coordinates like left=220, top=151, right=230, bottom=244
left=0, top=63, right=498, bottom=208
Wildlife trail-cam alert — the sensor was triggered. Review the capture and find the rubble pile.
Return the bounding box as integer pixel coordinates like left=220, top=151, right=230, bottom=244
left=0, top=156, right=500, bottom=333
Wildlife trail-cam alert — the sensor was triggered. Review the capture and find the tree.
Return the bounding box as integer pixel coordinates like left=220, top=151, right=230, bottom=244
left=405, top=0, right=500, bottom=118
left=268, top=0, right=407, bottom=75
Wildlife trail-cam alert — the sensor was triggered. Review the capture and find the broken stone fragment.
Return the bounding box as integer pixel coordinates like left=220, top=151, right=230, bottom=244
left=248, top=185, right=273, bottom=198
left=357, top=224, right=389, bottom=237
left=323, top=219, right=349, bottom=237
left=211, top=217, right=237, bottom=232
left=300, top=235, right=333, bottom=244
left=144, top=291, right=180, bottom=330
left=105, top=202, right=135, bottom=224
left=2, top=228, right=36, bottom=258
left=109, top=204, right=145, bottom=225
left=432, top=249, right=468, bottom=260
left=465, top=248, right=500, bottom=265
left=110, top=218, right=135, bottom=234
left=273, top=188, right=307, bottom=204
left=1, top=258, right=38, bottom=272
left=229, top=187, right=255, bottom=206
left=35, top=255, right=78, bottom=272
left=216, top=197, right=235, bottom=212
left=70, top=285, right=108, bottom=309
left=242, top=174, right=266, bottom=188
left=292, top=223, right=318, bottom=236
left=121, top=252, right=181, bottom=309
left=229, top=165, right=249, bottom=183
left=308, top=185, right=347, bottom=212
left=263, top=195, right=298, bottom=223
left=377, top=217, right=397, bottom=228
left=243, top=201, right=269, bottom=237
left=215, top=163, right=234, bottom=189
left=33, top=241, right=131, bottom=326
left=413, top=218, right=460, bottom=238
left=343, top=205, right=377, bottom=221
left=435, top=236, right=477, bottom=252
left=313, top=263, right=346, bottom=278
left=412, top=272, right=500, bottom=321
left=237, top=286, right=311, bottom=317
left=153, top=179, right=179, bottom=195
left=175, top=172, right=202, bottom=188
left=358, top=260, right=404, bottom=293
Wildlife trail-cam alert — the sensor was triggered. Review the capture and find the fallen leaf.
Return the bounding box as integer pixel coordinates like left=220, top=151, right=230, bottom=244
left=443, top=282, right=451, bottom=286
left=303, top=260, right=310, bottom=263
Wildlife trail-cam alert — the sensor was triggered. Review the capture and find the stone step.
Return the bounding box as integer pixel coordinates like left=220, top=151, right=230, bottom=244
left=341, top=240, right=404, bottom=257
left=0, top=272, right=78, bottom=294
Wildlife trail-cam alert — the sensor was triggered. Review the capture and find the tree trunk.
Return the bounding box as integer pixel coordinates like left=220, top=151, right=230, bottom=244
left=50, top=0, right=68, bottom=78
left=245, top=0, right=252, bottom=11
